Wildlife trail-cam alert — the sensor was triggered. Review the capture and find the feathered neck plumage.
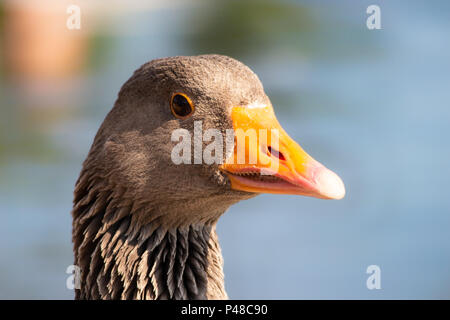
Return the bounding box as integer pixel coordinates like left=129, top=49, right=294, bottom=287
left=71, top=167, right=228, bottom=300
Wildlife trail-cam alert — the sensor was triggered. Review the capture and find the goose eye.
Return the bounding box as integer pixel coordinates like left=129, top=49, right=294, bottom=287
left=170, top=93, right=194, bottom=118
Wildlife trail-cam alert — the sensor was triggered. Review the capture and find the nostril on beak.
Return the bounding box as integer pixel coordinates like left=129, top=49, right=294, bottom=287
left=267, top=146, right=286, bottom=161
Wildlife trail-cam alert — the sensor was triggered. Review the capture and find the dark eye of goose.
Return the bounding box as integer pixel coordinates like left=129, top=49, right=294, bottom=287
left=170, top=93, right=194, bottom=118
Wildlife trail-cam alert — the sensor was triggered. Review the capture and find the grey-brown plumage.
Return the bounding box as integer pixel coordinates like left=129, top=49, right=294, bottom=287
left=72, top=55, right=265, bottom=299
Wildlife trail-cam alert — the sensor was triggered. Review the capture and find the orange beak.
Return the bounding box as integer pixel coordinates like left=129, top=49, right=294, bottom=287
left=219, top=104, right=345, bottom=200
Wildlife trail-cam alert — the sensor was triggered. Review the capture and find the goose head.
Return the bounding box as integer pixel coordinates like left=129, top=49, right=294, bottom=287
left=72, top=54, right=345, bottom=299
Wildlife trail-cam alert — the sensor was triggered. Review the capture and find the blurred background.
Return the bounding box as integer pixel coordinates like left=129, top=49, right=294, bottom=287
left=0, top=0, right=449, bottom=299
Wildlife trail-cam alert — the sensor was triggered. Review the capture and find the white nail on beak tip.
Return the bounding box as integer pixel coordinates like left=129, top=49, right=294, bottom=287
left=316, top=168, right=346, bottom=200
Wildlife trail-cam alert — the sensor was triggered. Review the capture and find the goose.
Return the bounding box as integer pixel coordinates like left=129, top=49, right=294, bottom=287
left=71, top=54, right=345, bottom=300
